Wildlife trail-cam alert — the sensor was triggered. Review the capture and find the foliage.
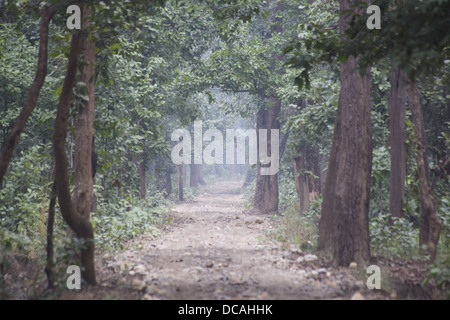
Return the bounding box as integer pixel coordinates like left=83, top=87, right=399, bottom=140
left=277, top=170, right=297, bottom=212
left=273, top=196, right=322, bottom=251
left=423, top=255, right=450, bottom=298
left=92, top=194, right=165, bottom=251
left=369, top=214, right=421, bottom=259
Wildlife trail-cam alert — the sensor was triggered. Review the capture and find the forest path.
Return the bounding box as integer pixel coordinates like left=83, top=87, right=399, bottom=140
left=98, top=180, right=373, bottom=300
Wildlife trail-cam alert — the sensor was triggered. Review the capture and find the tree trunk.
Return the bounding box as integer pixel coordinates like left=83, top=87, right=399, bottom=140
left=190, top=164, right=200, bottom=188
left=52, top=6, right=97, bottom=285
left=182, top=164, right=187, bottom=187
left=214, top=165, right=222, bottom=177
left=409, top=80, right=442, bottom=261
left=163, top=169, right=172, bottom=197
left=139, top=154, right=146, bottom=199
left=198, top=165, right=206, bottom=185
left=178, top=164, right=184, bottom=201
left=318, top=0, right=372, bottom=267
left=279, top=129, right=289, bottom=163
left=243, top=166, right=256, bottom=188
left=294, top=145, right=319, bottom=215
left=73, top=9, right=96, bottom=220
left=389, top=69, right=407, bottom=220
left=45, top=175, right=56, bottom=290
left=0, top=4, right=57, bottom=185
left=254, top=98, right=280, bottom=214
left=253, top=0, right=283, bottom=214
left=294, top=157, right=310, bottom=215
left=155, top=156, right=172, bottom=197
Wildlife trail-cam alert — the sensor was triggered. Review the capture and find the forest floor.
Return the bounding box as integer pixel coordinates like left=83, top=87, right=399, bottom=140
left=60, top=179, right=417, bottom=300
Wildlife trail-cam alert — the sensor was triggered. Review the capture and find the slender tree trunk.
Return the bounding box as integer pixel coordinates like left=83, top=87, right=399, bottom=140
left=163, top=169, right=172, bottom=197
left=294, top=145, right=319, bottom=215
left=0, top=4, right=57, bottom=185
left=409, top=80, right=441, bottom=261
left=91, top=138, right=98, bottom=212
left=53, top=7, right=97, bottom=285
left=139, top=154, right=146, bottom=199
left=45, top=173, right=56, bottom=289
left=318, top=0, right=372, bottom=267
left=294, top=157, right=310, bottom=215
left=182, top=164, right=187, bottom=187
left=254, top=98, right=280, bottom=214
left=389, top=69, right=407, bottom=220
left=279, top=129, right=289, bottom=162
left=253, top=0, right=283, bottom=214
left=243, top=166, right=256, bottom=188
left=214, top=165, right=222, bottom=177
left=155, top=156, right=172, bottom=197
left=198, top=165, right=206, bottom=185
left=73, top=8, right=96, bottom=220
left=318, top=151, right=327, bottom=195
left=178, top=164, right=184, bottom=201
left=190, top=164, right=200, bottom=188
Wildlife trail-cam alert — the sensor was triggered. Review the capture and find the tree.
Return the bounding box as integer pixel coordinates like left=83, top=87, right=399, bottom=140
left=318, top=0, right=372, bottom=266
left=254, top=97, right=280, bottom=213
left=73, top=4, right=96, bottom=221
left=388, top=69, right=407, bottom=220
left=0, top=3, right=58, bottom=186
left=409, top=80, right=442, bottom=261
left=53, top=23, right=97, bottom=284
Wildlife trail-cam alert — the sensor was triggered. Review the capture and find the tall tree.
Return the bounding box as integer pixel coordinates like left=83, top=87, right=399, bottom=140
left=388, top=69, right=407, bottom=219
left=73, top=5, right=96, bottom=220
left=254, top=98, right=280, bottom=213
left=0, top=3, right=58, bottom=185
left=253, top=0, right=286, bottom=214
left=318, top=0, right=372, bottom=266
left=53, top=4, right=97, bottom=285
left=409, top=81, right=442, bottom=261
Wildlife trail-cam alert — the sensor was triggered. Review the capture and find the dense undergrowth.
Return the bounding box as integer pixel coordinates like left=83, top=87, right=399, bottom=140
left=0, top=148, right=170, bottom=298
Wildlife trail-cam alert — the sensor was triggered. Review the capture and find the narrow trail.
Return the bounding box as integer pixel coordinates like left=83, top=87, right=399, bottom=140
left=98, top=180, right=380, bottom=300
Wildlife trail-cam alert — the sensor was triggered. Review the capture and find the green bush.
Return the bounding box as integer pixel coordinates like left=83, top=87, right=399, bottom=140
left=92, top=192, right=166, bottom=250
left=369, top=214, right=421, bottom=259
left=423, top=254, right=450, bottom=298
left=274, top=197, right=322, bottom=251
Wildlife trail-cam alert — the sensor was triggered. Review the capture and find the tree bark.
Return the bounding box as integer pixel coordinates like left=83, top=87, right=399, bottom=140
left=214, top=165, right=222, bottom=177
left=318, top=0, right=372, bottom=267
left=45, top=175, right=56, bottom=290
left=53, top=9, right=97, bottom=285
left=293, top=144, right=320, bottom=215
left=155, top=156, right=172, bottom=197
left=190, top=164, right=200, bottom=188
left=409, top=80, right=442, bottom=261
left=0, top=4, right=57, bottom=185
left=279, top=129, right=289, bottom=162
left=243, top=166, right=256, bottom=188
left=182, top=164, right=187, bottom=187
left=389, top=69, right=407, bottom=220
left=253, top=0, right=283, bottom=214
left=73, top=5, right=95, bottom=220
left=163, top=169, right=172, bottom=197
left=294, top=157, right=310, bottom=215
left=198, top=165, right=206, bottom=185
left=254, top=98, right=280, bottom=214
left=178, top=164, right=184, bottom=201
left=139, top=153, right=146, bottom=200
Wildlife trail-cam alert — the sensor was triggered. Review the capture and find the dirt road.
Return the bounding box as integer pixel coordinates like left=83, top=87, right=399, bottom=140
left=99, top=180, right=375, bottom=300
